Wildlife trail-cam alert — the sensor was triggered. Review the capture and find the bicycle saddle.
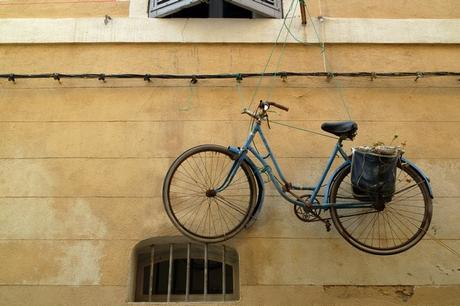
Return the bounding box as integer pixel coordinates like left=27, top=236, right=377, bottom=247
left=321, top=121, right=358, bottom=140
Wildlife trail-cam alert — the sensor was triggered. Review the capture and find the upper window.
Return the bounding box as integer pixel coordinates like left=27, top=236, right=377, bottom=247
left=149, top=0, right=283, bottom=18
left=132, top=238, right=239, bottom=302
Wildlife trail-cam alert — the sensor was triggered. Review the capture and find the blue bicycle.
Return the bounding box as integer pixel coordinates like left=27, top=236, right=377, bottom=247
left=163, top=101, right=433, bottom=255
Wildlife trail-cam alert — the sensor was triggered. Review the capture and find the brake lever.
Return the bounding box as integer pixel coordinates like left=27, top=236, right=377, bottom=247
left=265, top=114, right=271, bottom=129
left=241, top=108, right=258, bottom=119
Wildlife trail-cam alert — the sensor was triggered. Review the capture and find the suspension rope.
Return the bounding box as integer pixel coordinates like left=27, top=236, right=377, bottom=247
left=304, top=1, right=352, bottom=120
left=266, top=0, right=300, bottom=102
left=179, top=81, right=196, bottom=112
left=425, top=230, right=460, bottom=259
left=270, top=120, right=339, bottom=139
left=246, top=0, right=298, bottom=111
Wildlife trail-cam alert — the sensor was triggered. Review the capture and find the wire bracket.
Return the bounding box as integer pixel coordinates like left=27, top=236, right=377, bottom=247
left=144, top=74, right=152, bottom=82
left=52, top=73, right=61, bottom=83
left=415, top=72, right=423, bottom=82
left=370, top=72, right=377, bottom=81
left=280, top=72, right=288, bottom=82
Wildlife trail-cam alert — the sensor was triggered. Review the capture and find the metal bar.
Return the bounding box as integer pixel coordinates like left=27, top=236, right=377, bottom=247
left=204, top=244, right=208, bottom=299
left=148, top=245, right=155, bottom=302
left=186, top=243, right=191, bottom=301
left=338, top=144, right=350, bottom=160
left=215, top=126, right=257, bottom=193
left=209, top=0, right=224, bottom=17
left=309, top=143, right=341, bottom=201
left=247, top=146, right=304, bottom=207
left=222, top=245, right=226, bottom=301
left=256, top=124, right=289, bottom=184
left=167, top=244, right=173, bottom=302
left=299, top=0, right=307, bottom=25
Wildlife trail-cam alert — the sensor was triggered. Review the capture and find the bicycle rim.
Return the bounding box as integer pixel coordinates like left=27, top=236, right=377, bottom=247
left=163, top=144, right=257, bottom=243
left=329, top=163, right=432, bottom=255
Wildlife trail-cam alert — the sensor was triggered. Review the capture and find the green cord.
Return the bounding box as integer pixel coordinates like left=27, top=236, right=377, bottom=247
left=247, top=0, right=298, bottom=111
left=267, top=0, right=300, bottom=102
left=303, top=1, right=352, bottom=120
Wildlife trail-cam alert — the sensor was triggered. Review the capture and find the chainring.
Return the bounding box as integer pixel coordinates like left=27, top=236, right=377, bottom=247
left=294, top=199, right=323, bottom=222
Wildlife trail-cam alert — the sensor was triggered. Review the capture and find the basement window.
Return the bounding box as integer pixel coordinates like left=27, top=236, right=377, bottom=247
left=149, top=0, right=283, bottom=18
left=133, top=240, right=239, bottom=302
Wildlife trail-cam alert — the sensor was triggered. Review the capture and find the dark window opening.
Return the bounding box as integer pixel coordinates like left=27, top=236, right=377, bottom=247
left=166, top=0, right=253, bottom=18
left=142, top=259, right=234, bottom=295
left=134, top=241, right=239, bottom=302
left=149, top=0, right=282, bottom=18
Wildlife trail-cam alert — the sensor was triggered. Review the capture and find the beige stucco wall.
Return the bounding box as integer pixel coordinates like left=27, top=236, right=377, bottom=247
left=0, top=43, right=459, bottom=305
left=2, top=0, right=460, bottom=19
left=0, top=0, right=129, bottom=18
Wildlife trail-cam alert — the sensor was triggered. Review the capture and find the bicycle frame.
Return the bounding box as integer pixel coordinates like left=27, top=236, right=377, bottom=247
left=215, top=120, right=373, bottom=210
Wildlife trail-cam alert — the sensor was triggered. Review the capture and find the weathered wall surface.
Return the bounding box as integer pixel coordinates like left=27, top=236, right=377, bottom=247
left=2, top=0, right=460, bottom=19
left=307, top=0, right=460, bottom=18
left=0, top=43, right=459, bottom=305
left=0, top=0, right=129, bottom=18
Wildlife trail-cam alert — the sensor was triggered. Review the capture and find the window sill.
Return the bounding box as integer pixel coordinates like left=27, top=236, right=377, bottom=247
left=0, top=17, right=459, bottom=44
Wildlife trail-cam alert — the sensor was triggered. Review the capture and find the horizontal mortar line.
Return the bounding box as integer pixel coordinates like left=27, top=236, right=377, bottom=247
left=235, top=236, right=460, bottom=241
left=0, top=284, right=127, bottom=287
left=0, top=156, right=459, bottom=160
left=0, top=119, right=459, bottom=123
left=0, top=195, right=456, bottom=200
left=1, top=237, right=457, bottom=241
left=0, top=195, right=156, bottom=199
left=263, top=194, right=459, bottom=199
left=0, top=1, right=120, bottom=6
left=0, top=156, right=172, bottom=160
left=1, top=85, right=460, bottom=90
left=0, top=238, right=144, bottom=241
left=240, top=284, right=454, bottom=288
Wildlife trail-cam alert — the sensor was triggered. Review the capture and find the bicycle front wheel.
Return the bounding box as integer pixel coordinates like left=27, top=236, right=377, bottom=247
left=163, top=144, right=257, bottom=243
left=329, top=162, right=432, bottom=255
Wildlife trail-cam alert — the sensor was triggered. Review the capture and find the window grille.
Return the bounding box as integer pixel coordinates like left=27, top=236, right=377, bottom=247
left=134, top=240, right=239, bottom=302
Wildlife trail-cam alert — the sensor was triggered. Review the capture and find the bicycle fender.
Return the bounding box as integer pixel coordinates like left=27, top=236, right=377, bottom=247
left=401, top=157, right=434, bottom=199
left=323, top=158, right=434, bottom=204
left=323, top=160, right=351, bottom=205
left=228, top=146, right=265, bottom=228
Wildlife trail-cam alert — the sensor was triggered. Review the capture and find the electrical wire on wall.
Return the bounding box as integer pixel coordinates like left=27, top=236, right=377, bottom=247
left=2, top=71, right=459, bottom=82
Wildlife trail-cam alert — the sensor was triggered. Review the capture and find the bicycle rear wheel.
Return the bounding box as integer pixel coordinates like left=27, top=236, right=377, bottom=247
left=329, top=163, right=432, bottom=255
left=163, top=144, right=257, bottom=243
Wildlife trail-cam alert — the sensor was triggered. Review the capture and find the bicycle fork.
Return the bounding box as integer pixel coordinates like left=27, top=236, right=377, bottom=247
left=214, top=150, right=249, bottom=193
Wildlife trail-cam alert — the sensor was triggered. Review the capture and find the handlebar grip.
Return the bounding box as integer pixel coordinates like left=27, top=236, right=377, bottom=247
left=268, top=101, right=289, bottom=112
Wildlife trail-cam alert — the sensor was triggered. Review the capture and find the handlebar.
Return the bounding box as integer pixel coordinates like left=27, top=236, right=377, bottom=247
left=241, top=100, right=289, bottom=120
left=264, top=101, right=289, bottom=112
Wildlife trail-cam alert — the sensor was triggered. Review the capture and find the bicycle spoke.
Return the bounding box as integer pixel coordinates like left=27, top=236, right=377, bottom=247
left=329, top=162, right=431, bottom=254
left=174, top=171, right=207, bottom=190
left=184, top=158, right=208, bottom=189
left=164, top=145, right=257, bottom=242
left=215, top=195, right=247, bottom=216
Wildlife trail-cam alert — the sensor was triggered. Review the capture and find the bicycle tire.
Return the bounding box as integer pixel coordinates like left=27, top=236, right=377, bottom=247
left=163, top=144, right=258, bottom=243
left=329, top=162, right=432, bottom=255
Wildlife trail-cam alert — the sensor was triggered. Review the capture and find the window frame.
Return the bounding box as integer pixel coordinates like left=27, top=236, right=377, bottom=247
left=148, top=0, right=283, bottom=18
left=133, top=238, right=239, bottom=303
